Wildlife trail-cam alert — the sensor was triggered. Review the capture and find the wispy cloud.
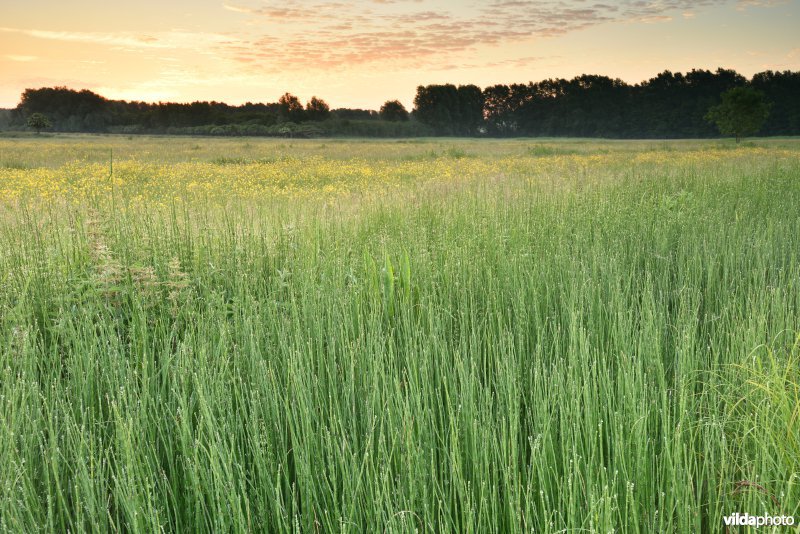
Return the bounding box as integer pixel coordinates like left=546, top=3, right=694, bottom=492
left=736, top=0, right=788, bottom=10
left=5, top=55, right=37, bottom=62
left=1, top=1, right=738, bottom=75
left=0, top=26, right=244, bottom=53
left=4, top=0, right=777, bottom=94
left=0, top=27, right=166, bottom=49
left=222, top=2, right=255, bottom=14
left=219, top=0, right=730, bottom=71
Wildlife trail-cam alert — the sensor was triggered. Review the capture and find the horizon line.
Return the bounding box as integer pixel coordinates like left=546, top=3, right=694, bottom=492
left=3, top=65, right=798, bottom=110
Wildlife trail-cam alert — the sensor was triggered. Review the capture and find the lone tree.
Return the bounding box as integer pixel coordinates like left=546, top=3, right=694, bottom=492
left=705, top=86, right=770, bottom=143
left=379, top=100, right=409, bottom=121
left=27, top=112, right=52, bottom=134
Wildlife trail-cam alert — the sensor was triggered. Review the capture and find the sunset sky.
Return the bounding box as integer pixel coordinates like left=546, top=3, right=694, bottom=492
left=1, top=0, right=798, bottom=109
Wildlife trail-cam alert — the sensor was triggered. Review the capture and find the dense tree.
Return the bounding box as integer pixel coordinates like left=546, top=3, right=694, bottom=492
left=379, top=100, right=409, bottom=121
left=0, top=109, right=11, bottom=129
left=705, top=86, right=771, bottom=142
left=278, top=93, right=305, bottom=123
left=413, top=84, right=484, bottom=135
left=27, top=112, right=52, bottom=134
left=305, top=96, right=330, bottom=121
left=483, top=84, right=527, bottom=135
left=456, top=85, right=485, bottom=135
left=478, top=68, right=765, bottom=139
left=413, top=84, right=457, bottom=135
left=750, top=70, right=800, bottom=135
left=9, top=68, right=800, bottom=138
left=18, top=87, right=107, bottom=132
left=332, top=108, right=379, bottom=120
left=515, top=75, right=628, bottom=137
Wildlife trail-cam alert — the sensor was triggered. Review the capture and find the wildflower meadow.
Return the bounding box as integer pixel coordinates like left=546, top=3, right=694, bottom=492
left=1, top=135, right=798, bottom=532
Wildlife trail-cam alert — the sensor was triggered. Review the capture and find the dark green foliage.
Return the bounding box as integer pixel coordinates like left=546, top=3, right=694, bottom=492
left=0, top=108, right=12, bottom=130
left=483, top=83, right=528, bottom=135
left=331, top=108, right=379, bottom=120
left=705, top=86, right=771, bottom=142
left=19, top=86, right=106, bottom=132
left=11, top=68, right=800, bottom=138
left=481, top=68, right=757, bottom=138
left=278, top=92, right=306, bottom=123
left=26, top=112, right=52, bottom=134
left=379, top=100, right=409, bottom=121
left=750, top=70, right=800, bottom=135
left=305, top=96, right=330, bottom=121
left=413, top=84, right=485, bottom=135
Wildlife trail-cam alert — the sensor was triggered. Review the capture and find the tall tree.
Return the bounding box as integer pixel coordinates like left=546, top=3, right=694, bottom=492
left=456, top=85, right=485, bottom=135
left=483, top=84, right=526, bottom=135
left=750, top=70, right=800, bottom=135
left=305, top=96, right=330, bottom=121
left=17, top=87, right=107, bottom=132
left=413, top=84, right=484, bottom=135
left=413, top=84, right=458, bottom=135
left=705, top=86, right=771, bottom=142
left=278, top=93, right=305, bottom=123
left=379, top=100, right=409, bottom=121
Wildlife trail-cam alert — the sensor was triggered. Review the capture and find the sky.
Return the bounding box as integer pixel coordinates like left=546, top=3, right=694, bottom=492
left=1, top=0, right=798, bottom=109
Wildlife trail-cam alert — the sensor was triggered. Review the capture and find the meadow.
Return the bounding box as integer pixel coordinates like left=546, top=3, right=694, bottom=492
left=0, top=134, right=799, bottom=532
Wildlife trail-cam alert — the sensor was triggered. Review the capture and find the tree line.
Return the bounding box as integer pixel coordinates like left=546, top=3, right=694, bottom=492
left=475, top=68, right=799, bottom=138
left=7, top=68, right=800, bottom=138
left=7, top=87, right=422, bottom=137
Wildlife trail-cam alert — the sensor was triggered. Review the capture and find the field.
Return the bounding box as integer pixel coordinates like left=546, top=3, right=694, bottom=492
left=1, top=135, right=799, bottom=532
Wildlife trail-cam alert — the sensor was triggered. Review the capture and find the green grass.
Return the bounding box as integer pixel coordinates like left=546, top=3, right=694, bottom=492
left=0, top=137, right=799, bottom=532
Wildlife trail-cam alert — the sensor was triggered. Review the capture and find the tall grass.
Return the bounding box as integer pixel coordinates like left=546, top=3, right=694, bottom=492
left=0, top=138, right=798, bottom=532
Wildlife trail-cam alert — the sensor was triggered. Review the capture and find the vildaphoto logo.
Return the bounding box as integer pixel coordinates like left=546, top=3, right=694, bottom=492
left=723, top=513, right=796, bottom=528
